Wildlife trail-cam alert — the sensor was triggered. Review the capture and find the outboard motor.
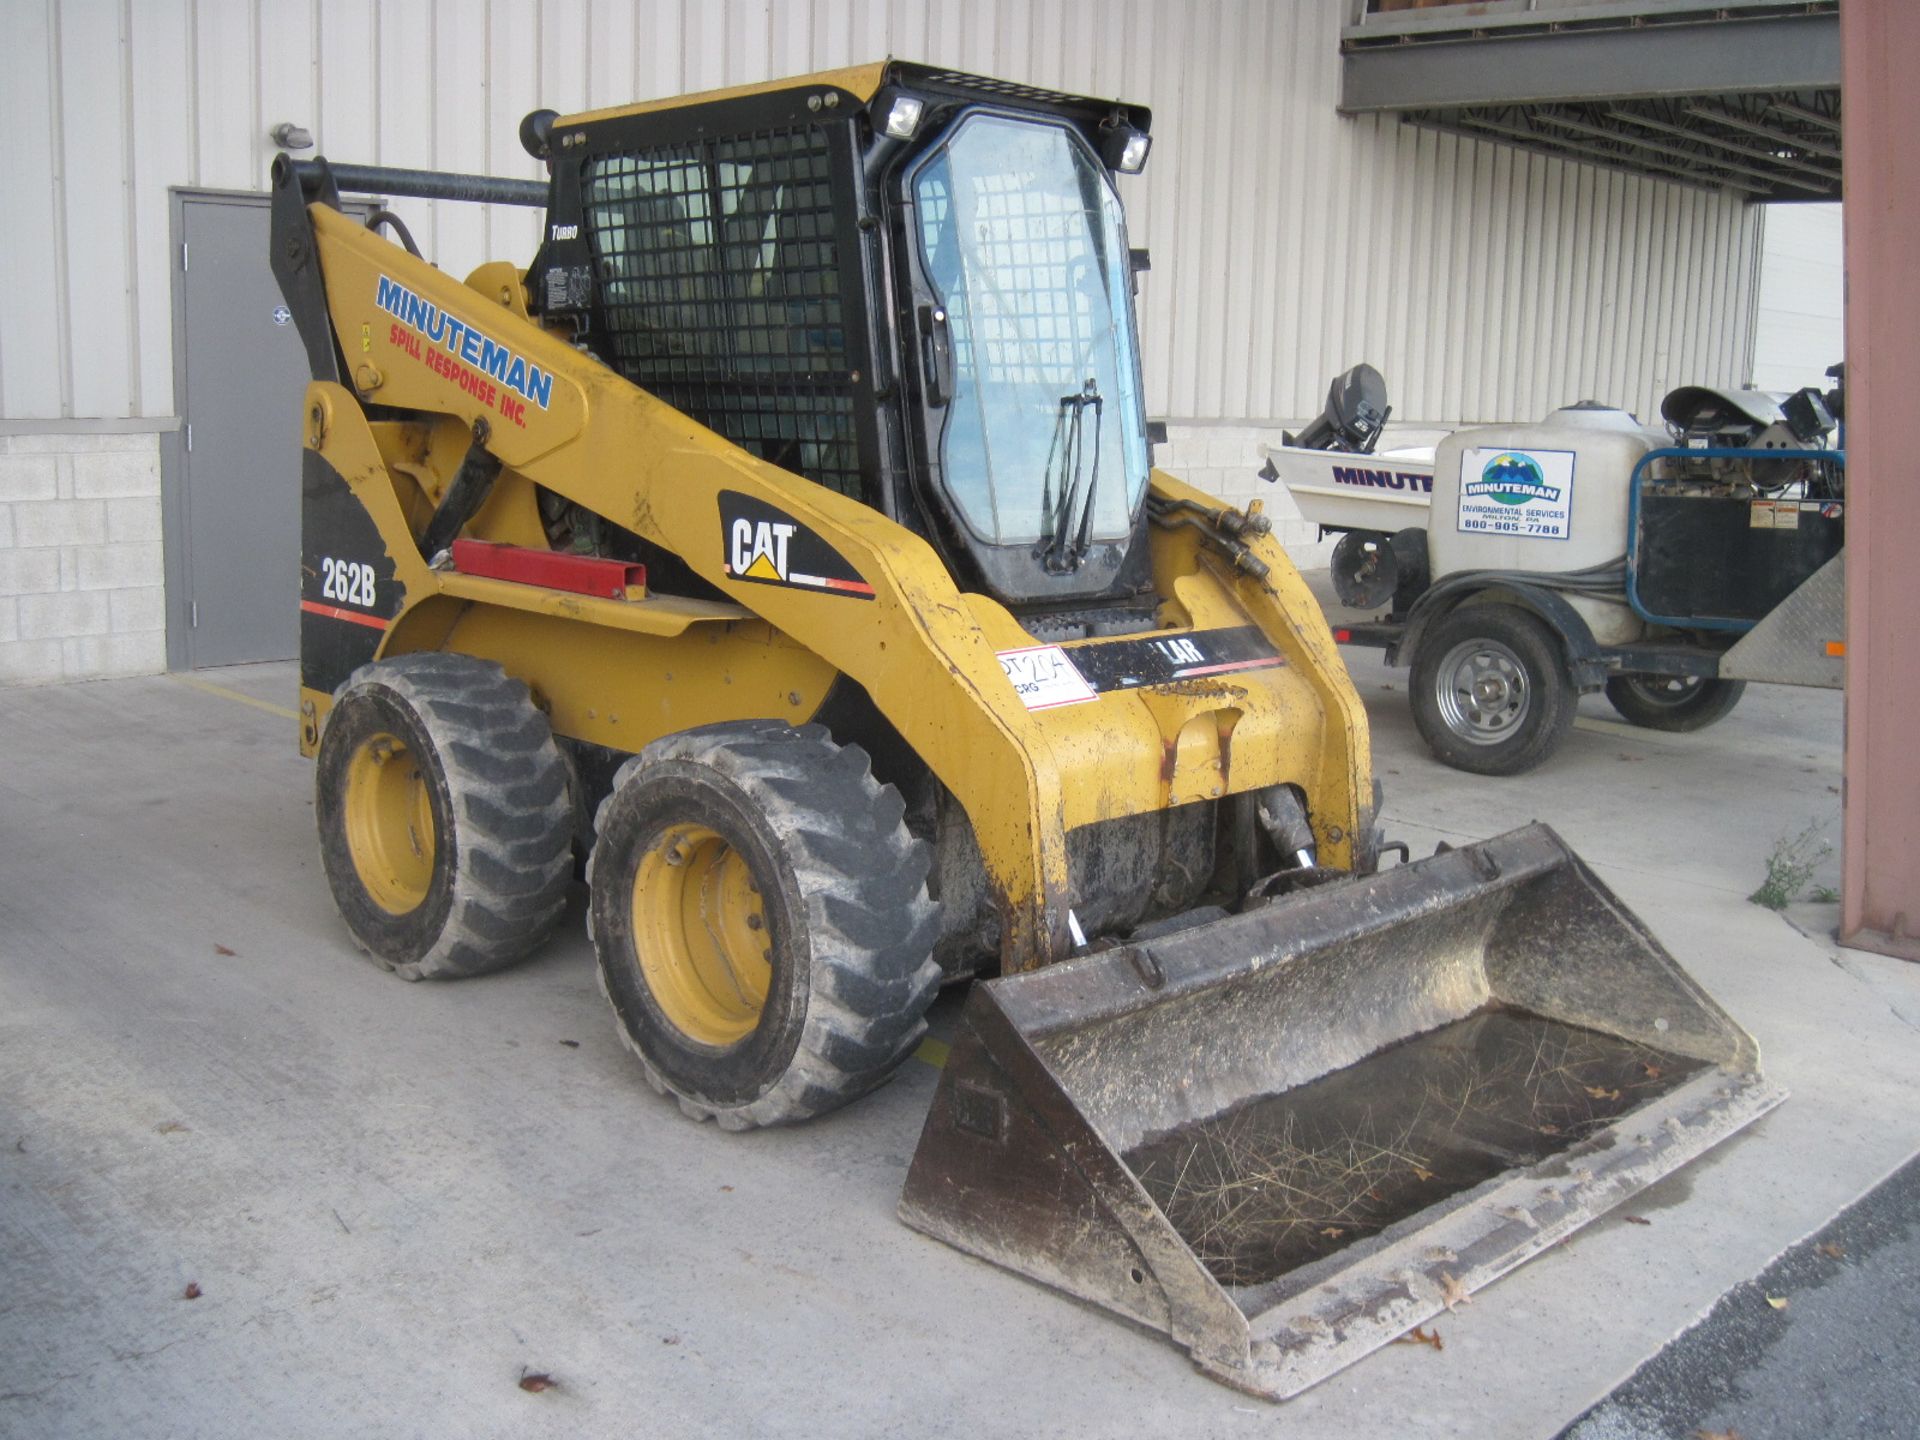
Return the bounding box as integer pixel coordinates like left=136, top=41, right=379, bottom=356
left=1282, top=363, right=1391, bottom=454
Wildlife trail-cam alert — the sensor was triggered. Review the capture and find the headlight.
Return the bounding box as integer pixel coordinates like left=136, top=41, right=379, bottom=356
left=1101, top=125, right=1151, bottom=175
left=884, top=95, right=926, bottom=140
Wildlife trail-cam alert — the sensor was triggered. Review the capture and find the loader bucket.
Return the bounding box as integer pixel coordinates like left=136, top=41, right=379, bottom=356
left=899, top=823, right=1784, bottom=1399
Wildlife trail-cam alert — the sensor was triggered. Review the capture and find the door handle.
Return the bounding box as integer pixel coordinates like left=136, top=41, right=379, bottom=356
left=917, top=303, right=953, bottom=407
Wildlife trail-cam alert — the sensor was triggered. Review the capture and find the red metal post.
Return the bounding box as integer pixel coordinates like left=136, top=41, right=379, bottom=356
left=1841, top=0, right=1920, bottom=961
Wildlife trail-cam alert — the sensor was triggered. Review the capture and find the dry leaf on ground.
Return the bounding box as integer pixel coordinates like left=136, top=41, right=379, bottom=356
left=1395, top=1326, right=1444, bottom=1352
left=1816, top=1242, right=1845, bottom=1260
left=213, top=945, right=236, bottom=956
left=518, top=1372, right=559, bottom=1393
left=1439, top=1272, right=1472, bottom=1312
left=1624, top=1215, right=1652, bottom=1226
left=182, top=1282, right=202, bottom=1300
left=1765, top=1295, right=1789, bottom=1312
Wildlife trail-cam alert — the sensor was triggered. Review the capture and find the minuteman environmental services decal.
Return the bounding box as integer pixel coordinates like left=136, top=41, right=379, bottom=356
left=1457, top=447, right=1575, bottom=541
left=376, top=274, right=554, bottom=431
left=998, top=628, right=1285, bottom=711
left=719, top=491, right=875, bottom=599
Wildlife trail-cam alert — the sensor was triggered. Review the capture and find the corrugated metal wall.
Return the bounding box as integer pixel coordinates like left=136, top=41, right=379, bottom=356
left=0, top=0, right=1762, bottom=429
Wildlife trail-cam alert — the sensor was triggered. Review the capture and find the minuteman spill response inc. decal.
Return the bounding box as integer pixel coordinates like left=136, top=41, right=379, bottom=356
left=1456, top=447, right=1575, bottom=540
left=376, top=274, right=554, bottom=430
left=719, top=491, right=875, bottom=599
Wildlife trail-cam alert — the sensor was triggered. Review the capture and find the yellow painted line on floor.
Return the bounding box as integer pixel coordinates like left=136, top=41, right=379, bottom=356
left=913, top=1037, right=950, bottom=1071
left=175, top=674, right=299, bottom=721
left=1573, top=715, right=1645, bottom=739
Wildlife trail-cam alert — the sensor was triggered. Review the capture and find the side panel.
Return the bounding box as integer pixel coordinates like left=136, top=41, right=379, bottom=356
left=299, top=447, right=403, bottom=697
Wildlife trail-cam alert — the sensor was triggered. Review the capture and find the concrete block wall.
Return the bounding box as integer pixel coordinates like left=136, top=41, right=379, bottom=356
left=1155, top=424, right=1327, bottom=572
left=0, top=433, right=166, bottom=686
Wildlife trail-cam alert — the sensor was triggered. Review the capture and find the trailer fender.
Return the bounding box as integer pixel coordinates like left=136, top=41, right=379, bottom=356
left=1392, top=578, right=1608, bottom=690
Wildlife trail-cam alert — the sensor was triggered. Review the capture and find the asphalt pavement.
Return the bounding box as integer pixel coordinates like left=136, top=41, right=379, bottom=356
left=1559, top=1152, right=1920, bottom=1440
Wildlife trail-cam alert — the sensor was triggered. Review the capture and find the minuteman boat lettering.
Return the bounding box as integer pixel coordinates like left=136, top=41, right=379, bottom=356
left=375, top=275, right=555, bottom=423
left=1330, top=465, right=1434, bottom=494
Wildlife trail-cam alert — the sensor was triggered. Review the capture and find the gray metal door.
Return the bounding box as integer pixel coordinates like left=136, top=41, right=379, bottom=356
left=174, top=194, right=323, bottom=667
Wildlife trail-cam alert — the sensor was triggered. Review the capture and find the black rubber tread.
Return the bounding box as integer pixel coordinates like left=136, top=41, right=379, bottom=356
left=1603, top=674, right=1746, bottom=732
left=586, top=720, right=942, bottom=1130
left=1410, top=603, right=1578, bottom=777
left=316, top=653, right=574, bottom=981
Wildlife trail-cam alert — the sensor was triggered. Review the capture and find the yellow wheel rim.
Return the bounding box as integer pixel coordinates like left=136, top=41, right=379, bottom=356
left=631, top=822, right=772, bottom=1047
left=343, top=730, right=437, bottom=914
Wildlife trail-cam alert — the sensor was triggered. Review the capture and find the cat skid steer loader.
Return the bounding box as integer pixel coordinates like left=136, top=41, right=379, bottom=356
left=272, top=61, right=1782, bottom=1399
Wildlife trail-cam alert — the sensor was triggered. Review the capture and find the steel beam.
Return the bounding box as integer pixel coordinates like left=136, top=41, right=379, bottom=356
left=1840, top=0, right=1920, bottom=963
left=1680, top=103, right=1842, bottom=161
left=1341, top=12, right=1839, bottom=112
left=1604, top=109, right=1840, bottom=187
left=1768, top=98, right=1843, bottom=133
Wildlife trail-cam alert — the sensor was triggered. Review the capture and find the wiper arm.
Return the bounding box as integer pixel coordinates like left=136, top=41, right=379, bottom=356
left=1042, top=378, right=1102, bottom=574
left=1071, top=380, right=1104, bottom=563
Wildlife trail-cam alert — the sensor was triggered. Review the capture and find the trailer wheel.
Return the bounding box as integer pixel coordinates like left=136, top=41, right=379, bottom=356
left=316, top=653, right=574, bottom=980
left=1604, top=674, right=1746, bottom=732
left=588, top=721, right=942, bottom=1130
left=1411, top=605, right=1576, bottom=776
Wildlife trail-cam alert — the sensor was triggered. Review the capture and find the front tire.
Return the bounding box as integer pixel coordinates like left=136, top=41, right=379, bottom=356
left=1604, top=674, right=1745, bottom=732
left=315, top=653, right=574, bottom=980
left=588, top=721, right=941, bottom=1130
left=1410, top=604, right=1577, bottom=776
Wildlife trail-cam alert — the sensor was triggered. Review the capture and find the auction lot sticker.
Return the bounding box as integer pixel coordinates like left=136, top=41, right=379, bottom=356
left=997, top=645, right=1098, bottom=710
left=1457, top=447, right=1575, bottom=540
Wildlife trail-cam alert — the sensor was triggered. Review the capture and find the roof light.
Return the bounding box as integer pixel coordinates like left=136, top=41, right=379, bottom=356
left=884, top=95, right=926, bottom=140
left=1099, top=123, right=1152, bottom=175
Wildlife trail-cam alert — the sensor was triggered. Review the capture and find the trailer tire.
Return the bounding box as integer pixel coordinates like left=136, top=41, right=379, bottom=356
left=587, top=721, right=942, bottom=1130
left=1411, top=604, right=1576, bottom=776
left=316, top=653, right=574, bottom=980
left=1604, top=674, right=1746, bottom=732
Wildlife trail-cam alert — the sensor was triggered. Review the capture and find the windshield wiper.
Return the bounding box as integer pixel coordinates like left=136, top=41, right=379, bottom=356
left=1041, top=378, right=1104, bottom=574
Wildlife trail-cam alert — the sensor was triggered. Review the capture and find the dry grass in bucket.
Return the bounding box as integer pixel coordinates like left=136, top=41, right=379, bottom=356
left=1128, top=1011, right=1699, bottom=1287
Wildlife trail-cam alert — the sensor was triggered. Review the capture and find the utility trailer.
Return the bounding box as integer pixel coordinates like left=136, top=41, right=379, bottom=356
left=1270, top=365, right=1846, bottom=775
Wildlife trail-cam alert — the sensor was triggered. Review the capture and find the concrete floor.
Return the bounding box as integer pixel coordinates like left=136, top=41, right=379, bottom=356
left=3, top=635, right=1918, bottom=1439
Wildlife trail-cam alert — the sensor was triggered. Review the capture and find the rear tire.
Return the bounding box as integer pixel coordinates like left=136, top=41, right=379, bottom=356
left=1604, top=674, right=1745, bottom=732
left=315, top=653, right=574, bottom=980
left=1410, top=604, right=1576, bottom=776
left=587, top=721, right=941, bottom=1130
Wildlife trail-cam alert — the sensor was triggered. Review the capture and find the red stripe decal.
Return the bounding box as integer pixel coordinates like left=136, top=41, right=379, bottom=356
left=301, top=599, right=390, bottom=631
left=820, top=576, right=876, bottom=595
left=1172, top=656, right=1285, bottom=679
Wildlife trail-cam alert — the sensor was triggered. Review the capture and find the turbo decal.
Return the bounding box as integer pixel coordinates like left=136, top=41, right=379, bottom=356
left=375, top=274, right=554, bottom=429
left=1064, top=626, right=1285, bottom=694
left=718, top=491, right=875, bottom=599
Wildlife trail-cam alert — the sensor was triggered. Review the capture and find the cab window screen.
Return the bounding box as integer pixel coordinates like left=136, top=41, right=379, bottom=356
left=585, top=128, right=861, bottom=499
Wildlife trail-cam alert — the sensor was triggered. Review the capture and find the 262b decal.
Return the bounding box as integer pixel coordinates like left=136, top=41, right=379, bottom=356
left=319, top=556, right=378, bottom=608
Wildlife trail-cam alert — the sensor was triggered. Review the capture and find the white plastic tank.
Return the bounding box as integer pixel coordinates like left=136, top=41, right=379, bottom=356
left=1429, top=404, right=1668, bottom=645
